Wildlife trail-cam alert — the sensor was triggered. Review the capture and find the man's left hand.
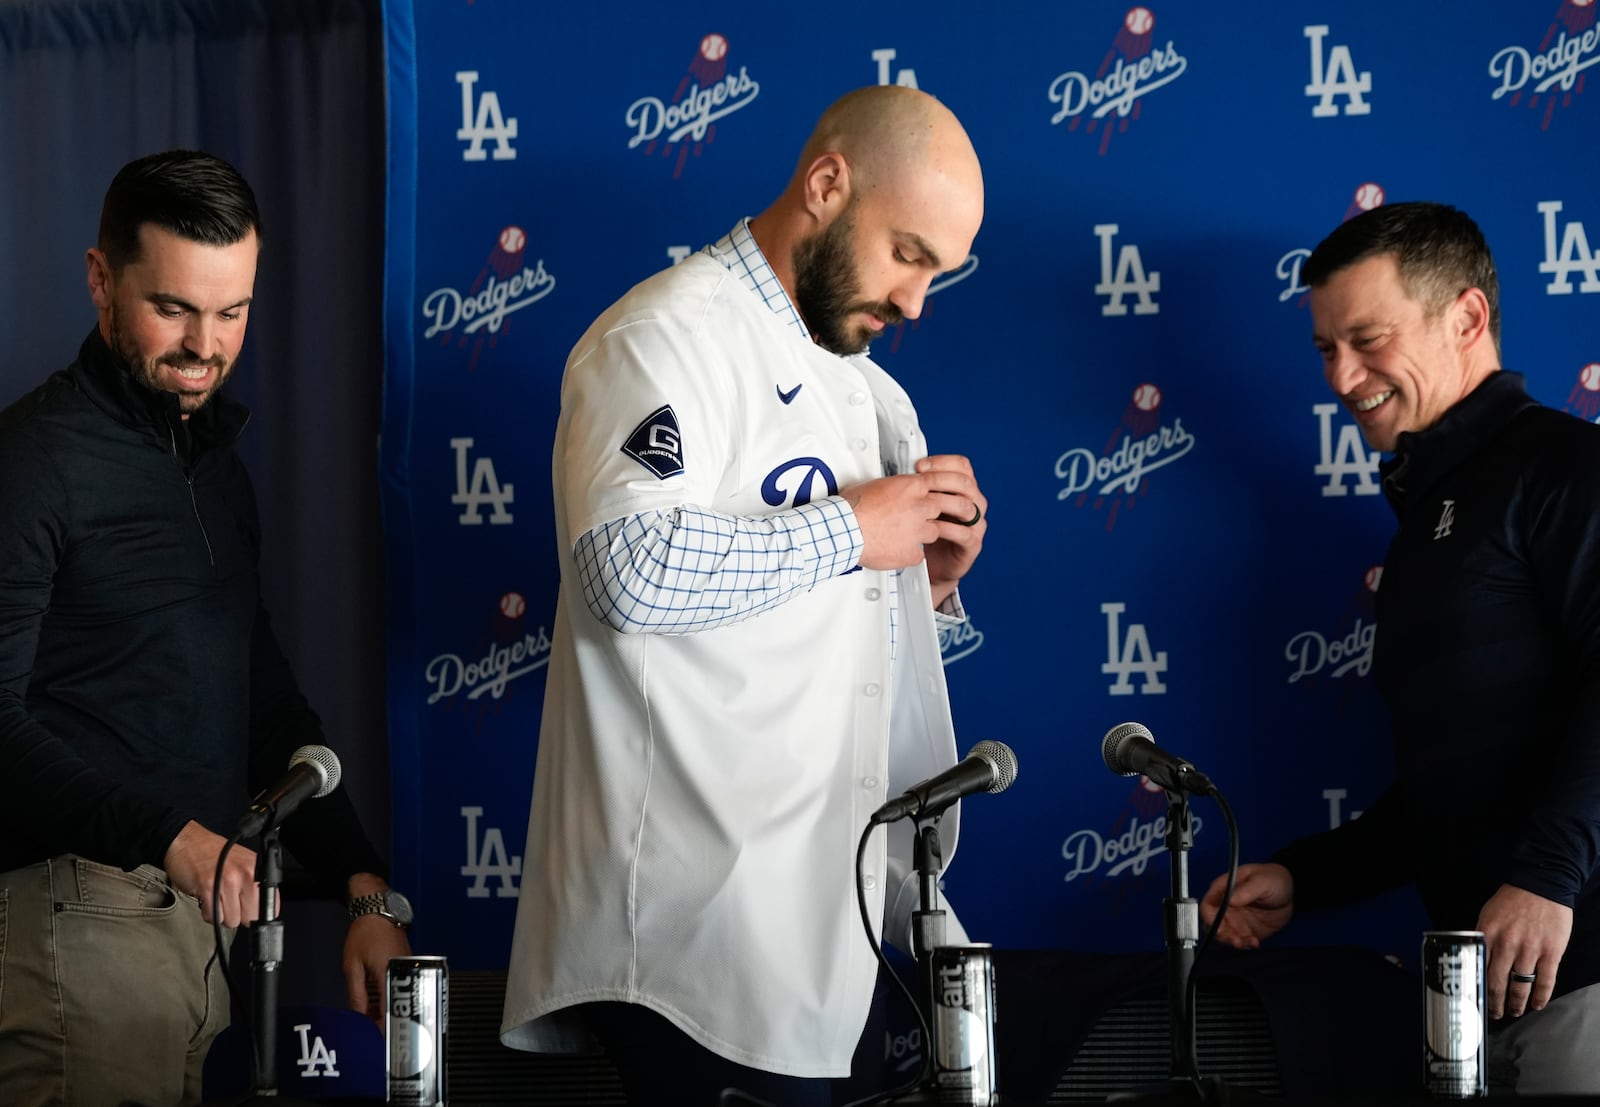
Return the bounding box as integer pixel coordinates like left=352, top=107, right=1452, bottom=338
left=918, top=454, right=986, bottom=607
left=1478, top=884, right=1572, bottom=1020
left=343, top=876, right=413, bottom=1027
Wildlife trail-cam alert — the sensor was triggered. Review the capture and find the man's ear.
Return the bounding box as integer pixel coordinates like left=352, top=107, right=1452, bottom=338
left=86, top=248, right=113, bottom=311
left=1452, top=286, right=1491, bottom=352
left=801, top=152, right=851, bottom=222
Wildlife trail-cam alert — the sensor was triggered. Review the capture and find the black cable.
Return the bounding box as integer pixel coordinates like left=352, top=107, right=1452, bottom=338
left=1182, top=785, right=1240, bottom=1086
left=211, top=831, right=260, bottom=1082
left=836, top=820, right=935, bottom=1107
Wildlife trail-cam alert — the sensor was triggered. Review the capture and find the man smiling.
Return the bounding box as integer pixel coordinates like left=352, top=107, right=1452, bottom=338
left=0, top=150, right=409, bottom=1105
left=1202, top=202, right=1600, bottom=1095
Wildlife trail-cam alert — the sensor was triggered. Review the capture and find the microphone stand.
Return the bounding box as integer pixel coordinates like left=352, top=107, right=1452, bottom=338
left=252, top=827, right=285, bottom=1095
left=911, top=818, right=947, bottom=969
left=1109, top=790, right=1264, bottom=1106
left=201, top=826, right=316, bottom=1106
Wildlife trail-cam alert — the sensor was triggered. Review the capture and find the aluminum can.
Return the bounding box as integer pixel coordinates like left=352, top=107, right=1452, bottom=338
left=387, top=955, right=448, bottom=1106
left=1423, top=931, right=1485, bottom=1098
left=928, top=943, right=999, bottom=1105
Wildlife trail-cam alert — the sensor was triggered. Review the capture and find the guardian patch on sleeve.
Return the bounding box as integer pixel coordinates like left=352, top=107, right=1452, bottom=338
left=621, top=405, right=685, bottom=479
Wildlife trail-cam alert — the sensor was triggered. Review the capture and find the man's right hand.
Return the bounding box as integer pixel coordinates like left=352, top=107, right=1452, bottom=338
left=1200, top=862, right=1295, bottom=949
left=841, top=469, right=983, bottom=570
left=163, top=820, right=260, bottom=927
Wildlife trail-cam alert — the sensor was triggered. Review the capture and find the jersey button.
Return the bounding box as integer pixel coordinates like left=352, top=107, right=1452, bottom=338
left=862, top=776, right=879, bottom=789
left=864, top=683, right=881, bottom=697
left=849, top=392, right=868, bottom=406
left=863, top=874, right=878, bottom=890
left=851, top=437, right=868, bottom=451
left=865, top=588, right=881, bottom=601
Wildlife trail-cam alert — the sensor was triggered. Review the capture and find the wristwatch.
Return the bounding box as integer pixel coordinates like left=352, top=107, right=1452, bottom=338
left=349, top=888, right=414, bottom=930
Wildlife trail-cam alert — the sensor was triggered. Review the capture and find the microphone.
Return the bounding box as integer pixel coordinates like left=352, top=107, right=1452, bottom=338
left=871, top=740, right=1018, bottom=825
left=1101, top=722, right=1214, bottom=795
left=237, top=744, right=342, bottom=836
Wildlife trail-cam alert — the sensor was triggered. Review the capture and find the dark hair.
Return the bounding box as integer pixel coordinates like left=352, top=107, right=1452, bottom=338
left=1302, top=201, right=1500, bottom=352
left=98, top=150, right=262, bottom=270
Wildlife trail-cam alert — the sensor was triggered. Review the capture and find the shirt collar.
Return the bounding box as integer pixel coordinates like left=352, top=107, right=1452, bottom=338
left=705, top=218, right=811, bottom=342
left=1379, top=370, right=1537, bottom=509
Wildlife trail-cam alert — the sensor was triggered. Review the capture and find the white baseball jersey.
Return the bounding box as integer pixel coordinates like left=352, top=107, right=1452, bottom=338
left=501, top=239, right=963, bottom=1077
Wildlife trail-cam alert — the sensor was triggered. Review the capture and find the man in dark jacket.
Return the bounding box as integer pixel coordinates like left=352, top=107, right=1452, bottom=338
left=1200, top=202, right=1600, bottom=1095
left=0, top=150, right=411, bottom=1105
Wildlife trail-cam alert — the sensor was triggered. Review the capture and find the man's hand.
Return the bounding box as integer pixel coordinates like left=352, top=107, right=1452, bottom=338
left=917, top=455, right=987, bottom=607
left=841, top=455, right=985, bottom=582
left=163, top=820, right=259, bottom=927
left=1479, top=884, right=1572, bottom=1019
left=1199, top=862, right=1295, bottom=949
left=344, top=873, right=413, bottom=1027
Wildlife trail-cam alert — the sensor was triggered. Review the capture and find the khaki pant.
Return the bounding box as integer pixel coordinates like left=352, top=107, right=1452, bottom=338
left=0, top=856, right=233, bottom=1107
left=1488, top=980, right=1600, bottom=1095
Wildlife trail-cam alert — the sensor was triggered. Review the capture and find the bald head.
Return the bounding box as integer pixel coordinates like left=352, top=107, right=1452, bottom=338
left=793, top=85, right=982, bottom=203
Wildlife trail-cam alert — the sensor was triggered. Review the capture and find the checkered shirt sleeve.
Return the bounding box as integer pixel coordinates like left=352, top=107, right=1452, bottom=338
left=574, top=498, right=864, bottom=634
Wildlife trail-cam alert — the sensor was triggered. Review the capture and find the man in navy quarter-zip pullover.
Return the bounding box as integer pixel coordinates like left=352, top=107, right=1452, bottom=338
left=1200, top=202, right=1600, bottom=1096
left=0, top=151, right=410, bottom=1106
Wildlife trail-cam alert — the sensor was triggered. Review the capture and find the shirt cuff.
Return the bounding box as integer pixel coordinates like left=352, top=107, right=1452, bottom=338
left=791, top=496, right=865, bottom=579
left=935, top=588, right=966, bottom=624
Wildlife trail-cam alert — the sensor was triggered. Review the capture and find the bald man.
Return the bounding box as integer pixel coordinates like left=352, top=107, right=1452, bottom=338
left=501, top=86, right=987, bottom=1103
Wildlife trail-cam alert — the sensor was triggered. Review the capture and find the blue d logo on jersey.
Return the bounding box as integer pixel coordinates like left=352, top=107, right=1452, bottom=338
left=762, top=457, right=838, bottom=507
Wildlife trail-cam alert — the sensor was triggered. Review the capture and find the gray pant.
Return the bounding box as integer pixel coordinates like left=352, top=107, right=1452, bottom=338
left=0, top=856, right=233, bottom=1107
left=1488, top=980, right=1600, bottom=1095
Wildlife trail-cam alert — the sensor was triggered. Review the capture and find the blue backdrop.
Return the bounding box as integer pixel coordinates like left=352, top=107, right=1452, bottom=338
left=379, top=0, right=1600, bottom=970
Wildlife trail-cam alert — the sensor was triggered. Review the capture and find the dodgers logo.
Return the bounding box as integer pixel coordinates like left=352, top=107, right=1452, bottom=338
left=762, top=457, right=839, bottom=508
left=1487, top=1, right=1597, bottom=129
left=1285, top=565, right=1381, bottom=689
left=1055, top=382, right=1195, bottom=531
left=423, top=593, right=553, bottom=716
left=1063, top=810, right=1204, bottom=882
left=1277, top=183, right=1386, bottom=307
left=1048, top=7, right=1190, bottom=156
left=626, top=33, right=762, bottom=179
left=421, top=226, right=556, bottom=370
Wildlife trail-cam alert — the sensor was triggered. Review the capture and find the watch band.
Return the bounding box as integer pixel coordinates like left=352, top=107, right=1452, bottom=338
left=349, top=890, right=411, bottom=929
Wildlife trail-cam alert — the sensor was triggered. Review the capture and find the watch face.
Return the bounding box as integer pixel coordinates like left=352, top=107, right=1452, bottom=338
left=384, top=889, right=415, bottom=925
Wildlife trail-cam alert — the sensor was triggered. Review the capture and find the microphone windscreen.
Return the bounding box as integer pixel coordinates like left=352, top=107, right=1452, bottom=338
left=289, top=744, right=343, bottom=797
left=971, top=739, right=1019, bottom=794
left=1101, top=721, right=1154, bottom=776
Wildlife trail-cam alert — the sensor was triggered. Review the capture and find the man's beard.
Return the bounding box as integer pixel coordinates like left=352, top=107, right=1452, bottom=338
left=791, top=206, right=903, bottom=356
left=109, top=306, right=231, bottom=415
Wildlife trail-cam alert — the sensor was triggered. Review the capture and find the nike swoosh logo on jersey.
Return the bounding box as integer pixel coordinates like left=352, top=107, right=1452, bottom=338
left=777, top=383, right=803, bottom=405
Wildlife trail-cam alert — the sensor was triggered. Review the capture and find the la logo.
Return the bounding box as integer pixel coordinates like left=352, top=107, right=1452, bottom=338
left=451, top=437, right=515, bottom=525
left=1102, top=602, right=1168, bottom=696
left=456, top=70, right=519, bottom=162
left=1304, top=26, right=1372, bottom=117
left=871, top=47, right=919, bottom=88
left=1538, top=201, right=1600, bottom=295
left=293, top=1023, right=340, bottom=1078
left=1094, top=224, right=1160, bottom=316
left=462, top=805, right=522, bottom=899
left=1312, top=404, right=1380, bottom=497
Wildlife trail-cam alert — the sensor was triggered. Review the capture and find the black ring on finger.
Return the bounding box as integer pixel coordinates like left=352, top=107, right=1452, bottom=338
left=1509, top=970, right=1537, bottom=985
